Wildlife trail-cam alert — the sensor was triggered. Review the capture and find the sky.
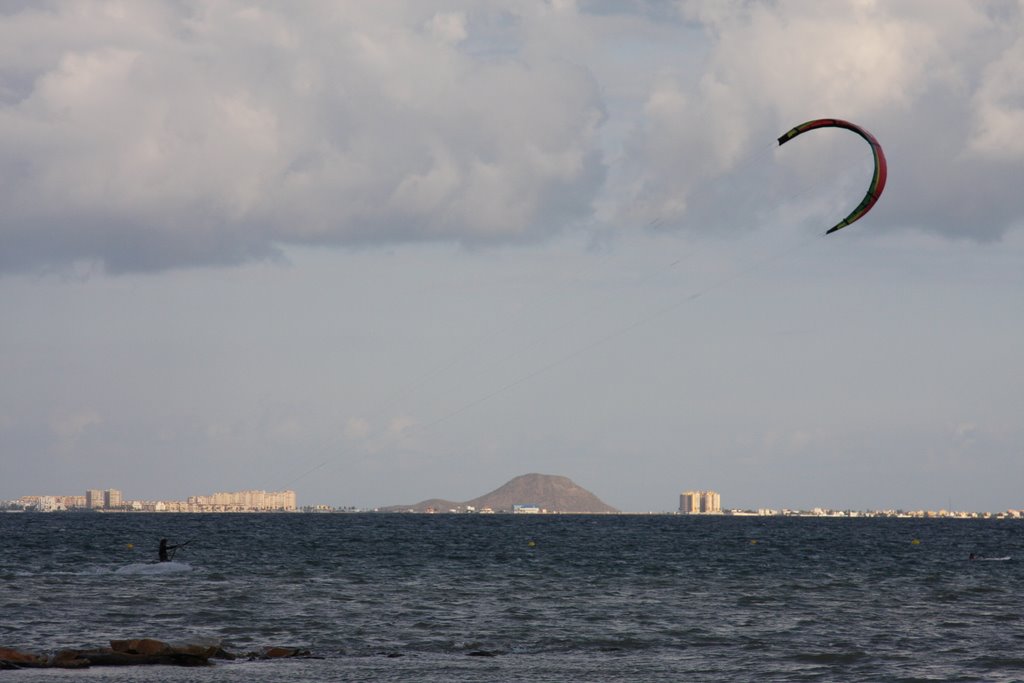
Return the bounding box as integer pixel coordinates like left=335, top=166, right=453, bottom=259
left=1, top=0, right=1022, bottom=513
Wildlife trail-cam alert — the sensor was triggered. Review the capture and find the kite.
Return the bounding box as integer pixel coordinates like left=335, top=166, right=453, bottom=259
left=777, top=119, right=887, bottom=235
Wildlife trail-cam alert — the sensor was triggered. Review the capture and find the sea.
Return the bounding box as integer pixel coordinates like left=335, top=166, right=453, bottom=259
left=1, top=513, right=1023, bottom=682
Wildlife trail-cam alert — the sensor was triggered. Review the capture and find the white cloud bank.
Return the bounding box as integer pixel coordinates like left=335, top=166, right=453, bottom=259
left=1, top=0, right=1021, bottom=273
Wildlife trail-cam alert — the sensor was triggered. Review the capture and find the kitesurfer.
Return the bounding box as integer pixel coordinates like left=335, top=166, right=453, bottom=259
left=159, top=538, right=182, bottom=562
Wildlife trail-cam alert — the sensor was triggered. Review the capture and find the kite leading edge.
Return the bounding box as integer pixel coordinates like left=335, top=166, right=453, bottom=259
left=777, top=118, right=887, bottom=235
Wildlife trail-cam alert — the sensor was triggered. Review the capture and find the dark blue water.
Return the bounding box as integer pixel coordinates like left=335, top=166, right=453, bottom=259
left=1, top=513, right=1022, bottom=681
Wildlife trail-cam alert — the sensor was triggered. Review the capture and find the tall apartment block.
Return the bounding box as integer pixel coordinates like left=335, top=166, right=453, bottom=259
left=104, top=489, right=122, bottom=509
left=85, top=489, right=104, bottom=509
left=679, top=490, right=721, bottom=514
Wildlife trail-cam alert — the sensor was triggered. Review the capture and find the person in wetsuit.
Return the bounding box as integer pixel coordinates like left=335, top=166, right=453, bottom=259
left=159, top=538, right=181, bottom=562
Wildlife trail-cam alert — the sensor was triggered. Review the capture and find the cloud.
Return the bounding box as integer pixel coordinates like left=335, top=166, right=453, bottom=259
left=1, top=1, right=1021, bottom=275
left=968, top=26, right=1024, bottom=161
left=621, top=0, right=1024, bottom=240
left=344, top=417, right=370, bottom=440
left=0, top=2, right=606, bottom=273
left=48, top=409, right=102, bottom=450
left=954, top=422, right=979, bottom=443
left=387, top=415, right=417, bottom=436
left=426, top=11, right=468, bottom=45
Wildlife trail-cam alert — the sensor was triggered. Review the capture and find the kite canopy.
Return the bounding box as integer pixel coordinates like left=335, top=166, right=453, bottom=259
left=778, top=118, right=887, bottom=235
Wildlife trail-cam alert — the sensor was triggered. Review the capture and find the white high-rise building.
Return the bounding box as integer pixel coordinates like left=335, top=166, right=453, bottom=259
left=104, top=489, right=122, bottom=509
left=701, top=490, right=721, bottom=513
left=679, top=491, right=700, bottom=513
left=679, top=490, right=721, bottom=514
left=86, top=489, right=104, bottom=509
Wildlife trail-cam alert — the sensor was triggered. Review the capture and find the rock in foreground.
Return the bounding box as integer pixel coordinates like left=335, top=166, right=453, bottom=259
left=0, top=639, right=312, bottom=669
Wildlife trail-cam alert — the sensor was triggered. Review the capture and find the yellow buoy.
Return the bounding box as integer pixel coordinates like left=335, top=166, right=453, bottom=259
left=750, top=540, right=758, bottom=545
left=911, top=539, right=921, bottom=545
left=527, top=540, right=536, bottom=548
left=126, top=543, right=134, bottom=549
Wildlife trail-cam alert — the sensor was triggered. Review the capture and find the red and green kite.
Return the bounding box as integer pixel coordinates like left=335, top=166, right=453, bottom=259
left=778, top=119, right=887, bottom=235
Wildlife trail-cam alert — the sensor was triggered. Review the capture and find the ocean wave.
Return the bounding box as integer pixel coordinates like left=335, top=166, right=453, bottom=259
left=113, top=561, right=194, bottom=575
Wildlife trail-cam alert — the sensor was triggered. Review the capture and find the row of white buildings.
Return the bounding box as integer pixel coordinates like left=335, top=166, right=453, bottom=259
left=10, top=489, right=296, bottom=512
left=186, top=489, right=296, bottom=512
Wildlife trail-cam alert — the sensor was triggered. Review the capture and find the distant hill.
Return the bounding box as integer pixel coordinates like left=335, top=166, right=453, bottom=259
left=380, top=473, right=618, bottom=513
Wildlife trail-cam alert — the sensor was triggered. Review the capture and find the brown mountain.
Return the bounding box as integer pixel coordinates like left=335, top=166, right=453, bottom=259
left=381, top=473, right=618, bottom=513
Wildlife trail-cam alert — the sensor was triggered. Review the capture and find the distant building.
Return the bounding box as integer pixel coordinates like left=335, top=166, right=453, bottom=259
left=513, top=504, right=541, bottom=514
left=62, top=495, right=86, bottom=509
left=186, top=489, right=297, bottom=512
left=679, top=490, right=721, bottom=514
left=104, top=489, right=122, bottom=509
left=35, top=496, right=65, bottom=512
left=86, top=489, right=104, bottom=509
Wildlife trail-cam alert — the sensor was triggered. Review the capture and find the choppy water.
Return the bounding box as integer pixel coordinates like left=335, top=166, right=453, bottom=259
left=1, top=513, right=1022, bottom=682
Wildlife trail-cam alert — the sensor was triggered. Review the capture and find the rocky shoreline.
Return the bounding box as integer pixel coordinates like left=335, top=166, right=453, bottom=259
left=0, top=638, right=311, bottom=670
